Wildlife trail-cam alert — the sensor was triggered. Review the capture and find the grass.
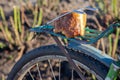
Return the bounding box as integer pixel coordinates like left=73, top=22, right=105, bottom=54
left=0, top=7, right=14, bottom=49
left=0, top=0, right=119, bottom=59
left=0, top=2, right=43, bottom=61
left=89, top=0, right=120, bottom=58
left=0, top=42, right=5, bottom=49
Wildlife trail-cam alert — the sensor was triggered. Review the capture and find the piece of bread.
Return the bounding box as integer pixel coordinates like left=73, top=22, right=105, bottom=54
left=54, top=12, right=87, bottom=38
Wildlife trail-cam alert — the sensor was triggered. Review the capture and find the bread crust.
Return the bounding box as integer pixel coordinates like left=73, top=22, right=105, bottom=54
left=54, top=12, right=87, bottom=38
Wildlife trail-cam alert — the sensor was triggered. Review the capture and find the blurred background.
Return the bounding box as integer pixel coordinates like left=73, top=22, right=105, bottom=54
left=0, top=0, right=120, bottom=79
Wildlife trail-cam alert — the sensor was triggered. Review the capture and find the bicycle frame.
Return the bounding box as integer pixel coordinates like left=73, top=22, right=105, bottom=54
left=105, top=62, right=120, bottom=80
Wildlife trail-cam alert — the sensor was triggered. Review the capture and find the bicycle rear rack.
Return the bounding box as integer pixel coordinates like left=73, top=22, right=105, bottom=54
left=30, top=22, right=120, bottom=44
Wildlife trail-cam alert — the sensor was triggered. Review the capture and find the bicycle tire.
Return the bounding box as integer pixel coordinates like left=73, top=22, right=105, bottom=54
left=7, top=44, right=109, bottom=80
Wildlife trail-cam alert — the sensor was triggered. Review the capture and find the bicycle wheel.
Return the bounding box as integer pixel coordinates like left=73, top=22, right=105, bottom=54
left=7, top=44, right=109, bottom=80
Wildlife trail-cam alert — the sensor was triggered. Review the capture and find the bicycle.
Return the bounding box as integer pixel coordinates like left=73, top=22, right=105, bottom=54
left=7, top=7, right=120, bottom=80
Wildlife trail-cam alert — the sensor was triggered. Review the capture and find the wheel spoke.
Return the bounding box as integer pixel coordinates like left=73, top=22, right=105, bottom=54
left=71, top=69, right=74, bottom=80
left=36, top=63, right=42, bottom=80
left=28, top=70, right=35, bottom=80
left=77, top=65, right=85, bottom=74
left=48, top=59, right=56, bottom=80
left=77, top=65, right=86, bottom=79
left=59, top=59, right=61, bottom=80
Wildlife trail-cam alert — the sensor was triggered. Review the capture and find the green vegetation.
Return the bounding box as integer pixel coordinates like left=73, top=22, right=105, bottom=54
left=0, top=2, right=43, bottom=60
left=0, top=0, right=119, bottom=59
left=89, top=0, right=120, bottom=58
